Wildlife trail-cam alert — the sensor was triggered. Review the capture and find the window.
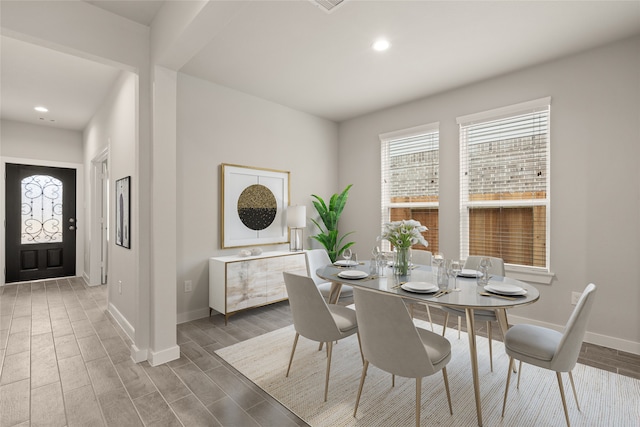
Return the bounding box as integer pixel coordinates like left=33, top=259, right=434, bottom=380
left=380, top=123, right=439, bottom=253
left=458, top=98, right=550, bottom=270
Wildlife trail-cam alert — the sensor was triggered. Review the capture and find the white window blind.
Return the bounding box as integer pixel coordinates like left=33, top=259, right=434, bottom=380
left=380, top=123, right=440, bottom=252
left=458, top=98, right=550, bottom=270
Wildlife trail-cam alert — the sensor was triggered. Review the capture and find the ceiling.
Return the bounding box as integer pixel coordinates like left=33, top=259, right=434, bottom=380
left=1, top=1, right=639, bottom=130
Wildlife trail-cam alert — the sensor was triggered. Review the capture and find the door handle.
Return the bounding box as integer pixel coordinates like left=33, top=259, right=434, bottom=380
left=69, top=226, right=76, bottom=231
left=69, top=218, right=76, bottom=223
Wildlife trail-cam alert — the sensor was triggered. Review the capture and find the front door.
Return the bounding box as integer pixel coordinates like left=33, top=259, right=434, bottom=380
left=5, top=163, right=77, bottom=283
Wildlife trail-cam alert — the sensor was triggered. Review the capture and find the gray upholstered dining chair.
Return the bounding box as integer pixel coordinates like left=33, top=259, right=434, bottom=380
left=283, top=272, right=362, bottom=402
left=502, top=283, right=596, bottom=427
left=441, top=255, right=505, bottom=371
left=352, top=287, right=453, bottom=426
left=305, top=248, right=353, bottom=301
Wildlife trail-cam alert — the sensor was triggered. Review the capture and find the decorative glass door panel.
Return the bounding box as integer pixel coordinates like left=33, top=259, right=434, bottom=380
left=21, top=175, right=64, bottom=244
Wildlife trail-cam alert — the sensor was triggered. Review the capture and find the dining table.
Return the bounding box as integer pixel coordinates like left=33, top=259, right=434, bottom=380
left=316, top=261, right=540, bottom=427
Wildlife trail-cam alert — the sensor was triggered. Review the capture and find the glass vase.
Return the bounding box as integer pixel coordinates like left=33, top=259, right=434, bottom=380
left=394, top=247, right=412, bottom=277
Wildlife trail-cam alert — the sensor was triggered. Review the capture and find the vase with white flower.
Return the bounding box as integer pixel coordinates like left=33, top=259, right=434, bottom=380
left=380, top=219, right=428, bottom=276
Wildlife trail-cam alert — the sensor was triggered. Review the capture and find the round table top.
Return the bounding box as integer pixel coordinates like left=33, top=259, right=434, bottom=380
left=316, top=262, right=540, bottom=309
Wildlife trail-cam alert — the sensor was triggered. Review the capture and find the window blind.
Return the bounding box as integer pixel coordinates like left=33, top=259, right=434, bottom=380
left=459, top=100, right=550, bottom=269
left=380, top=123, right=439, bottom=252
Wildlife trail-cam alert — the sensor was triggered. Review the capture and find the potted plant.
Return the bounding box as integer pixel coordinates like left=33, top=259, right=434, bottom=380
left=310, top=184, right=355, bottom=263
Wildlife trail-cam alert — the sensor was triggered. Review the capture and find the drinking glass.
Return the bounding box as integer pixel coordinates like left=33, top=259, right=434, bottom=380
left=450, top=260, right=462, bottom=292
left=342, top=248, right=352, bottom=266
left=477, top=257, right=492, bottom=287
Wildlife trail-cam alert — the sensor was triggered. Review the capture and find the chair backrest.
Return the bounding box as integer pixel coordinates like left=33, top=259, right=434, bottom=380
left=305, top=249, right=332, bottom=286
left=464, top=256, right=505, bottom=276
left=283, top=272, right=341, bottom=342
left=412, top=250, right=433, bottom=266
left=552, top=283, right=597, bottom=372
left=352, top=287, right=437, bottom=379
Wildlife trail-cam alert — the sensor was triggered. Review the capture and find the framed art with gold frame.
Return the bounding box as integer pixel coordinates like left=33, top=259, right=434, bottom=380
left=221, top=164, right=290, bottom=248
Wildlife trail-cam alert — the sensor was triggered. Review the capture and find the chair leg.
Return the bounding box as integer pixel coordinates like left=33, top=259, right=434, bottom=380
left=353, top=360, right=369, bottom=417
left=416, top=376, right=421, bottom=427
left=457, top=316, right=461, bottom=339
left=409, top=303, right=414, bottom=318
left=442, top=367, right=453, bottom=415
left=501, top=356, right=514, bottom=417
left=442, top=312, right=449, bottom=337
left=324, top=341, right=333, bottom=402
left=488, top=321, right=493, bottom=372
left=356, top=332, right=364, bottom=365
left=568, top=370, right=580, bottom=411
left=517, top=361, right=523, bottom=389
left=286, top=333, right=299, bottom=377
left=556, top=372, right=571, bottom=427
left=425, top=305, right=434, bottom=332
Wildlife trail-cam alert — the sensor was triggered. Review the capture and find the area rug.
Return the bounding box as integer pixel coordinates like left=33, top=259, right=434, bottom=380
left=216, top=320, right=639, bottom=426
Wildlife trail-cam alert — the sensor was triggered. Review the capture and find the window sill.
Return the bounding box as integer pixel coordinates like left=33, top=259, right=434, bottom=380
left=505, top=266, right=555, bottom=285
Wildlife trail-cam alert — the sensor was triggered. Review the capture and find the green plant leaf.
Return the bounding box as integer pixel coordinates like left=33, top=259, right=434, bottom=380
left=310, top=185, right=354, bottom=263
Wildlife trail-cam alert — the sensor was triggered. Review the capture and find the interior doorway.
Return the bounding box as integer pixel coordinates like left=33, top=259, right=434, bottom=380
left=90, top=148, right=109, bottom=285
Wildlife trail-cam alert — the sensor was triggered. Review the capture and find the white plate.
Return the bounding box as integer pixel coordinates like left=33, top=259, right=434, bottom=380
left=334, top=260, right=358, bottom=267
left=400, top=283, right=438, bottom=294
left=401, top=282, right=438, bottom=293
left=457, top=269, right=481, bottom=278
left=338, top=270, right=368, bottom=279
left=484, top=284, right=527, bottom=296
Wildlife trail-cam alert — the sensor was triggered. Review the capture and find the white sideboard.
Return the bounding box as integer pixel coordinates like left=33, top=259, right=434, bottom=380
left=209, top=251, right=307, bottom=322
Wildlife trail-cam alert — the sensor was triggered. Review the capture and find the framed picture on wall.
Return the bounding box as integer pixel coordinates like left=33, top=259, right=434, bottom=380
left=115, top=176, right=131, bottom=249
left=221, top=164, right=290, bottom=248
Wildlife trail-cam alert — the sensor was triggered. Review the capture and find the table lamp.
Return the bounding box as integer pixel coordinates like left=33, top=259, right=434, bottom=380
left=287, top=205, right=306, bottom=252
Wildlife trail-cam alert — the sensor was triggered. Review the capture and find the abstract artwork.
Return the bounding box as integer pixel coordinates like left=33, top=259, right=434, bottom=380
left=221, top=164, right=289, bottom=248
left=115, top=176, right=131, bottom=249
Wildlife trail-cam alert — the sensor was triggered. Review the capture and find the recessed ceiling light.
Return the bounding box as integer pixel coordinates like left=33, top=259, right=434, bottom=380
left=372, top=39, right=390, bottom=52
left=34, top=106, right=48, bottom=113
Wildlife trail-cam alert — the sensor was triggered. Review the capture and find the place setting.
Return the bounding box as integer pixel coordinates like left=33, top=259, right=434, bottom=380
left=480, top=282, right=528, bottom=300
left=333, top=248, right=364, bottom=268
left=336, top=269, right=370, bottom=280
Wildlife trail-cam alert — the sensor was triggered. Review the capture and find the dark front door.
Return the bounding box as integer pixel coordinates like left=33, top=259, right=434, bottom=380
left=5, top=163, right=77, bottom=283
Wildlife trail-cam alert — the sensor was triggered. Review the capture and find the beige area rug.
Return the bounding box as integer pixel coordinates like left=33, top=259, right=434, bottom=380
left=216, top=319, right=639, bottom=426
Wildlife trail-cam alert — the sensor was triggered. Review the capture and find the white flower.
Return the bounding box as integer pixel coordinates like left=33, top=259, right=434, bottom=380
left=380, top=219, right=428, bottom=249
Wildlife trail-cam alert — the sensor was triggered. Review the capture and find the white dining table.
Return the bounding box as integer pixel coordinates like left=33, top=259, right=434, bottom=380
left=316, top=261, right=540, bottom=427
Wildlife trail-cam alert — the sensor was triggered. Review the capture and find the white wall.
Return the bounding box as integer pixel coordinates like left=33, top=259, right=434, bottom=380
left=338, top=36, right=640, bottom=353
left=176, top=74, right=339, bottom=322
left=83, top=71, right=138, bottom=337
left=1, top=119, right=83, bottom=163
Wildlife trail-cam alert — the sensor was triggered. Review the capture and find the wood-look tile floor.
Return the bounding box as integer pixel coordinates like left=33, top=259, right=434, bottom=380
left=1, top=279, right=638, bottom=427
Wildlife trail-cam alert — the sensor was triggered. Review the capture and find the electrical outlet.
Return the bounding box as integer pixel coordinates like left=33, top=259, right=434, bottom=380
left=571, top=291, right=581, bottom=305
left=118, top=280, right=122, bottom=295
left=184, top=280, right=193, bottom=293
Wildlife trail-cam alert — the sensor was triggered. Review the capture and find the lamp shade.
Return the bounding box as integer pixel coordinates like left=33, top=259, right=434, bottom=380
left=287, top=205, right=306, bottom=228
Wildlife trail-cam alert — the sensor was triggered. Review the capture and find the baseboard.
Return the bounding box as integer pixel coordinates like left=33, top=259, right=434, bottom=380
left=149, top=345, right=181, bottom=366
left=508, top=314, right=640, bottom=355
left=83, top=272, right=103, bottom=287
left=177, top=307, right=211, bottom=324
left=108, top=302, right=135, bottom=341
left=130, top=344, right=148, bottom=363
